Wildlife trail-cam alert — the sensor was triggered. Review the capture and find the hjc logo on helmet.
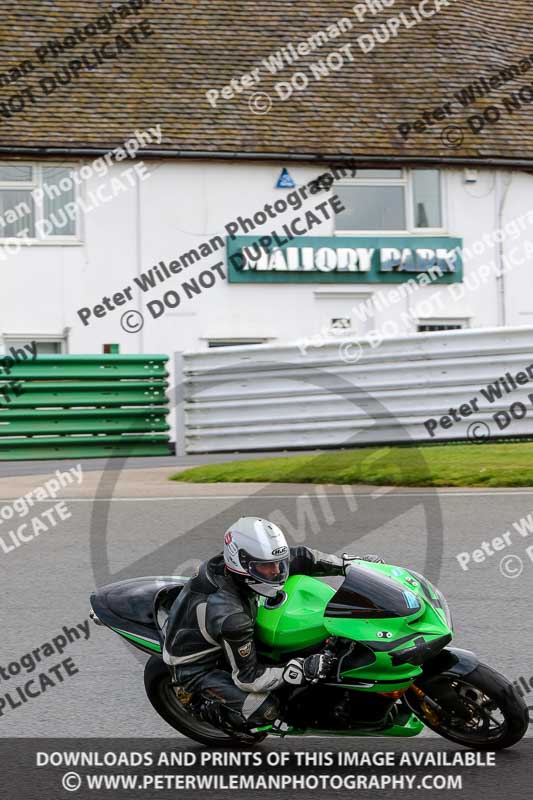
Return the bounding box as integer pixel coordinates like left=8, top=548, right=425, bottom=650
left=272, top=546, right=288, bottom=556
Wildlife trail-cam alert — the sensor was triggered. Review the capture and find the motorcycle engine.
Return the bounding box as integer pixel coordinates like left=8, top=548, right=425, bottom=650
left=284, top=685, right=397, bottom=730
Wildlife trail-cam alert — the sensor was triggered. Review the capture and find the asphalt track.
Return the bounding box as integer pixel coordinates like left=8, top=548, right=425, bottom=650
left=0, top=451, right=322, bottom=478
left=0, top=469, right=531, bottom=738
left=1, top=466, right=531, bottom=798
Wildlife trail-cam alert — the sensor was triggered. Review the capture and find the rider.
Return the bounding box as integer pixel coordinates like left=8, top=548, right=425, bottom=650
left=162, top=516, right=382, bottom=735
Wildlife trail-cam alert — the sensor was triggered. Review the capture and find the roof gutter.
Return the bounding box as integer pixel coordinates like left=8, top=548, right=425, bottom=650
left=1, top=145, right=533, bottom=169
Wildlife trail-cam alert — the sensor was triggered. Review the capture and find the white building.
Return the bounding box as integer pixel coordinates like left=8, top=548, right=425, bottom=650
left=0, top=158, right=532, bottom=359
left=1, top=2, right=533, bottom=362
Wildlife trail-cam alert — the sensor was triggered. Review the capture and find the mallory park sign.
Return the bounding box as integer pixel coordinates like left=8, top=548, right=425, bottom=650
left=227, top=237, right=463, bottom=283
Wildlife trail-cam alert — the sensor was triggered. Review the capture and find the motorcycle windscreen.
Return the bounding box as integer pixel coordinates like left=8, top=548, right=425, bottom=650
left=324, top=563, right=422, bottom=619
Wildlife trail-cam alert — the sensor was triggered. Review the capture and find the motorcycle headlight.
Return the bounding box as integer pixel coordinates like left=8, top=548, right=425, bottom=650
left=406, top=570, right=453, bottom=631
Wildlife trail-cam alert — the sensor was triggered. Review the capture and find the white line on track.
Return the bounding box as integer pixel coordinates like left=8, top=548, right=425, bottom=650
left=1, top=490, right=533, bottom=501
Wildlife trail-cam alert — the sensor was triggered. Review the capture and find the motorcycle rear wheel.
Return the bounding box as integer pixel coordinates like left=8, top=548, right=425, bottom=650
left=144, top=656, right=267, bottom=747
left=406, top=663, right=529, bottom=751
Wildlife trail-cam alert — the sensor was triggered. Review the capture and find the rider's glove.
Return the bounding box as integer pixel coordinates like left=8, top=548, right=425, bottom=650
left=302, top=653, right=334, bottom=684
left=282, top=658, right=306, bottom=686
left=282, top=654, right=333, bottom=686
left=342, top=553, right=384, bottom=573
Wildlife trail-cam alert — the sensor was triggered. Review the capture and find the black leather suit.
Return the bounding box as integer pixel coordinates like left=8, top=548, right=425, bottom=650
left=162, top=547, right=344, bottom=729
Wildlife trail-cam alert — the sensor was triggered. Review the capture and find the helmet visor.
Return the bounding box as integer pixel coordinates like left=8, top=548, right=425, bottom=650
left=248, top=557, right=289, bottom=586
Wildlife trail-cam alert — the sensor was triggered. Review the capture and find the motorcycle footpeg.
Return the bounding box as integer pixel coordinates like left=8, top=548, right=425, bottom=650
left=173, top=686, right=193, bottom=706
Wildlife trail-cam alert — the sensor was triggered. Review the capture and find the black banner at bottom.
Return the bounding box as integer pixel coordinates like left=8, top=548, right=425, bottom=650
left=1, top=738, right=531, bottom=800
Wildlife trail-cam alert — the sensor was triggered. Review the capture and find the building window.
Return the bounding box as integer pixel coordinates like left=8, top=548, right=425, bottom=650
left=0, top=163, right=78, bottom=241
left=412, top=170, right=442, bottom=228
left=335, top=169, right=443, bottom=233
left=29, top=340, right=64, bottom=354
left=3, top=334, right=67, bottom=354
left=329, top=317, right=352, bottom=333
left=207, top=339, right=270, bottom=348
left=417, top=322, right=466, bottom=332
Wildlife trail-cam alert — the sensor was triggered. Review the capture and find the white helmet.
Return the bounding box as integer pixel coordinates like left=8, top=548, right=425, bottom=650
left=223, top=517, right=290, bottom=598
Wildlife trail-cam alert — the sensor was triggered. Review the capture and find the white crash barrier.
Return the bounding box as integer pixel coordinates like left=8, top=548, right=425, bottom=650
left=175, top=326, right=533, bottom=454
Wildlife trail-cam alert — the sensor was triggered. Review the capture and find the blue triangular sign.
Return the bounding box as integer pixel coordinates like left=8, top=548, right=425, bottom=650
left=276, top=168, right=296, bottom=189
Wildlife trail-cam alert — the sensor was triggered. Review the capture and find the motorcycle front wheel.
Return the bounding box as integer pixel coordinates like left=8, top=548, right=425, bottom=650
left=405, top=663, right=529, bottom=751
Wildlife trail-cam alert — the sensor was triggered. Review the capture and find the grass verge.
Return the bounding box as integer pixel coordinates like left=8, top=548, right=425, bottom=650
left=171, top=442, right=533, bottom=488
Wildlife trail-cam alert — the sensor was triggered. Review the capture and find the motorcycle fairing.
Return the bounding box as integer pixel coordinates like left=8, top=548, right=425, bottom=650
left=256, top=562, right=453, bottom=691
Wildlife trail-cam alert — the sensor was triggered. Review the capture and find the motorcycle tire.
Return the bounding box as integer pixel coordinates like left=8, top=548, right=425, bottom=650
left=406, top=662, right=529, bottom=751
left=143, top=655, right=267, bottom=747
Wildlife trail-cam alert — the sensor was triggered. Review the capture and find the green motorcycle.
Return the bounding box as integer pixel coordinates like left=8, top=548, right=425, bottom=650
left=90, top=560, right=529, bottom=749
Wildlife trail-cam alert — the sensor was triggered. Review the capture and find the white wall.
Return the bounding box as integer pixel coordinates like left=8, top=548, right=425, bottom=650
left=1, top=159, right=533, bottom=361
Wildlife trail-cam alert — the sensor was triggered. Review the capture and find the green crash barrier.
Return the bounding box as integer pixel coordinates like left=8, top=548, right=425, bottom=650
left=0, top=354, right=171, bottom=461
left=0, top=380, right=168, bottom=408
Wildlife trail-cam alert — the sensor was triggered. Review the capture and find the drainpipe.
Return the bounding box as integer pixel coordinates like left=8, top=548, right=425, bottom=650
left=135, top=166, right=144, bottom=354
left=495, top=171, right=513, bottom=327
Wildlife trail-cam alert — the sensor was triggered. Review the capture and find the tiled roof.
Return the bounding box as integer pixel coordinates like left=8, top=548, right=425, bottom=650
left=0, top=0, right=532, bottom=163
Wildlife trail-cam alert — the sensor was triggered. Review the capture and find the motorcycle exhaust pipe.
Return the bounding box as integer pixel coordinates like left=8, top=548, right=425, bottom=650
left=89, top=609, right=104, bottom=626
